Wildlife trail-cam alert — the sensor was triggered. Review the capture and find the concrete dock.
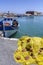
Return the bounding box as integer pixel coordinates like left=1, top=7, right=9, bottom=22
left=0, top=37, right=20, bottom=65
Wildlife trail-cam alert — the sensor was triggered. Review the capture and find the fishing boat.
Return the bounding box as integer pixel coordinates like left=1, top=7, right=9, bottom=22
left=0, top=17, right=18, bottom=37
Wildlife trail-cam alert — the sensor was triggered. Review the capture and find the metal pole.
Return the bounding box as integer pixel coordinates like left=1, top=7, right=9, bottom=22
left=3, top=18, right=5, bottom=37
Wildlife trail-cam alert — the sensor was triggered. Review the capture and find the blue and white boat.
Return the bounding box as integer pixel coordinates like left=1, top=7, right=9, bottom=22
left=0, top=17, right=18, bottom=37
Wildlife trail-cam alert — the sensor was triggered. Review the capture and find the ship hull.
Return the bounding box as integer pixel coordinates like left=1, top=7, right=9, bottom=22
left=4, top=29, right=17, bottom=37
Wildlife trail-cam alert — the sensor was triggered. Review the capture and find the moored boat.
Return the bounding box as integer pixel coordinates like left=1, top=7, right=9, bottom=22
left=0, top=17, right=18, bottom=37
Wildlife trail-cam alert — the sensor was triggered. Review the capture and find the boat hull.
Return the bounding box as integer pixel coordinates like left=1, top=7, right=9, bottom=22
left=4, top=29, right=17, bottom=37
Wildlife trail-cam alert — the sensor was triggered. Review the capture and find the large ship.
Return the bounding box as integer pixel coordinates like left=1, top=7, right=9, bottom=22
left=0, top=17, right=18, bottom=37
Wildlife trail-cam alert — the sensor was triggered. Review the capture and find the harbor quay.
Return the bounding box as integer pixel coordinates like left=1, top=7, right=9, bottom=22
left=0, top=37, right=21, bottom=65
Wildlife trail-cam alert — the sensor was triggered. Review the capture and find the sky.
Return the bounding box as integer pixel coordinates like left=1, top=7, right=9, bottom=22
left=0, top=0, right=43, bottom=14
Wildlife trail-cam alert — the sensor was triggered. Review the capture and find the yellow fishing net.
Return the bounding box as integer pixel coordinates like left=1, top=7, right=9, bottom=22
left=13, top=36, right=43, bottom=65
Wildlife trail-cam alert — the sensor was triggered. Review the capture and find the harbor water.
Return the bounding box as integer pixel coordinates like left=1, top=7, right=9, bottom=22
left=11, top=16, right=43, bottom=38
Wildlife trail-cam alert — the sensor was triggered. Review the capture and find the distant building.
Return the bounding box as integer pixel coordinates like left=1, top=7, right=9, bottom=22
left=2, top=11, right=16, bottom=17
left=26, top=11, right=42, bottom=15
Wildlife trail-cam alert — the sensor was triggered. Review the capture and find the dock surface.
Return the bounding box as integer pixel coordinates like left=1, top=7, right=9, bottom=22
left=0, top=37, right=20, bottom=65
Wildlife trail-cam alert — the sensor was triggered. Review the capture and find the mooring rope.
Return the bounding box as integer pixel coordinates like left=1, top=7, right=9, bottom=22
left=18, top=30, right=28, bottom=35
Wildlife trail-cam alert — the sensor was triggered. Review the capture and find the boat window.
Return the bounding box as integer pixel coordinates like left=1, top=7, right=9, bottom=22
left=4, top=18, right=13, bottom=21
left=7, top=18, right=10, bottom=21
left=4, top=18, right=6, bottom=21
left=10, top=18, right=12, bottom=20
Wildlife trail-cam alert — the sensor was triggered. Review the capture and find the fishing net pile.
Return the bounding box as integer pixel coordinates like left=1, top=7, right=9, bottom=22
left=13, top=36, right=43, bottom=65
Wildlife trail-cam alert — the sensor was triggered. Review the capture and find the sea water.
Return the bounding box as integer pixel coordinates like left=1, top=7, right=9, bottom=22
left=11, top=16, right=43, bottom=38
